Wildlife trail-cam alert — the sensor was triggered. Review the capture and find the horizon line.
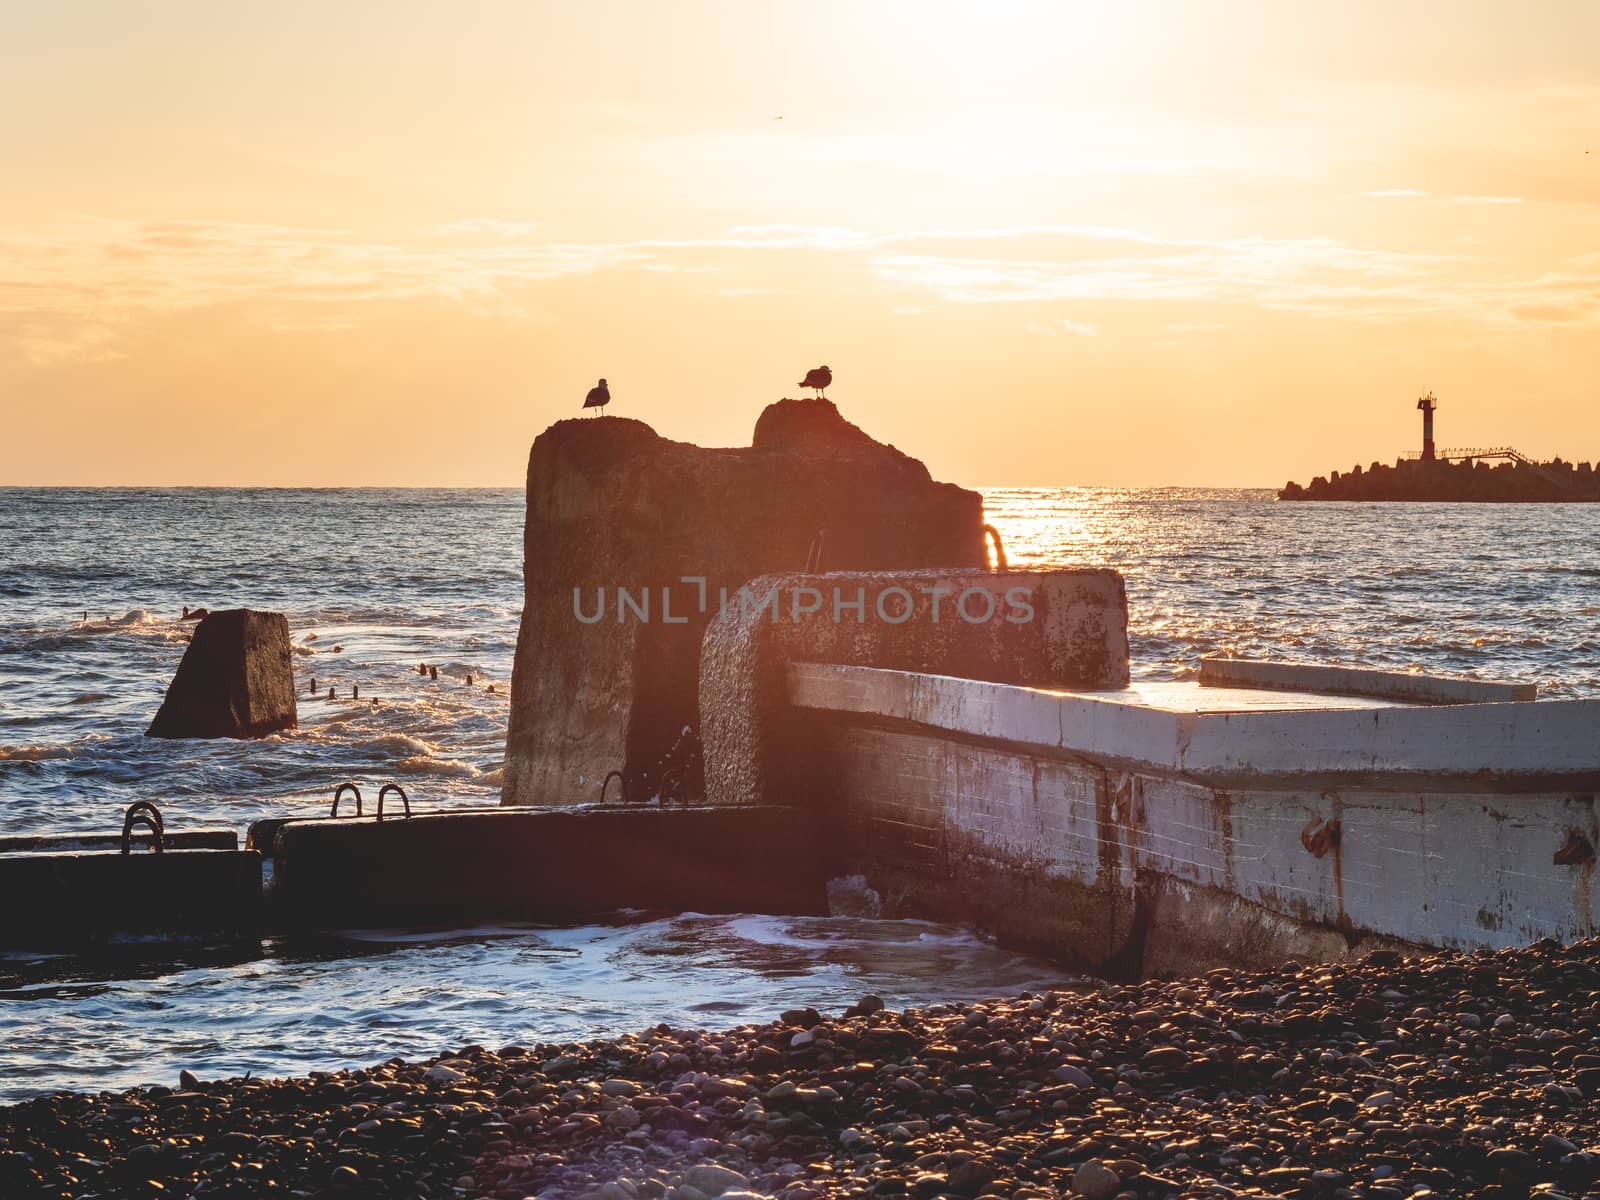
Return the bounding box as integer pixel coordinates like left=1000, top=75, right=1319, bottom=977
left=0, top=481, right=1287, bottom=492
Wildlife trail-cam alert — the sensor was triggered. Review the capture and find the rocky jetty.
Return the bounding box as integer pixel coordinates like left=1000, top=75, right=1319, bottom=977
left=146, top=609, right=297, bottom=739
left=6, top=939, right=1600, bottom=1198
left=1280, top=457, right=1600, bottom=502
left=503, top=401, right=985, bottom=807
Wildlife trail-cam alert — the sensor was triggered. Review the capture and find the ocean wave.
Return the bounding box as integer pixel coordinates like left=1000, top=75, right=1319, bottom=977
left=394, top=754, right=481, bottom=778
left=364, top=733, right=441, bottom=758
left=67, top=693, right=113, bottom=704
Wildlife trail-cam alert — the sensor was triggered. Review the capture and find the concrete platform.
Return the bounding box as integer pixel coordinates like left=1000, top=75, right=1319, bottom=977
left=788, top=662, right=1600, bottom=787
left=269, top=805, right=826, bottom=928
left=1199, top=656, right=1538, bottom=704
left=0, top=847, right=262, bottom=950
left=1073, top=679, right=1412, bottom=713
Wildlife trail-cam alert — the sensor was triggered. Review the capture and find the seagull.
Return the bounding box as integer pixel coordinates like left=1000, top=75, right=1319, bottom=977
left=582, top=378, right=610, bottom=416
left=798, top=365, right=831, bottom=398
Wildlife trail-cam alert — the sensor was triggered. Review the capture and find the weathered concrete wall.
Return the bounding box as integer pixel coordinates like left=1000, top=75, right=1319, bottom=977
left=788, top=664, right=1600, bottom=973
left=700, top=570, right=1128, bottom=806
left=147, top=609, right=297, bottom=739
left=502, top=400, right=985, bottom=807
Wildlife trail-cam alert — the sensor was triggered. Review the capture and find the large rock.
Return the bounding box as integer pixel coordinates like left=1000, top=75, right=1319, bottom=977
left=146, top=609, right=298, bottom=739
left=502, top=399, right=985, bottom=806
left=699, top=568, right=1129, bottom=806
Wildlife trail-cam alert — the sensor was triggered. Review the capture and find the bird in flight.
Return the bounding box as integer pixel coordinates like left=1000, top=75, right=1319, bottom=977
left=583, top=378, right=610, bottom=416
left=798, top=365, right=831, bottom=398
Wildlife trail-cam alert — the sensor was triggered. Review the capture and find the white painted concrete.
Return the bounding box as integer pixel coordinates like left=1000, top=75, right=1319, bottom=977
left=788, top=662, right=1600, bottom=783
left=1199, top=657, right=1537, bottom=704
left=820, top=722, right=1600, bottom=952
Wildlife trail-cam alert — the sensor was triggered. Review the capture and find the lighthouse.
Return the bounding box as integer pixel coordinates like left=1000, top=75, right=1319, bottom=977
left=1417, top=392, right=1437, bottom=461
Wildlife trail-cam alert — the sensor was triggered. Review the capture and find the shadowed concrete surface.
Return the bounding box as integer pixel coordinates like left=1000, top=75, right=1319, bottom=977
left=502, top=400, right=985, bottom=807
left=146, top=608, right=298, bottom=739
left=0, top=848, right=261, bottom=949
left=267, top=806, right=826, bottom=929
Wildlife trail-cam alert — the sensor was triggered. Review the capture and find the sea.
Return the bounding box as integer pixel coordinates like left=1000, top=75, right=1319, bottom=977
left=2, top=487, right=1598, bottom=1101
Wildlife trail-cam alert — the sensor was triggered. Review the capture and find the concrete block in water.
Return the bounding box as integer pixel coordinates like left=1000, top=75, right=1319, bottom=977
left=0, top=848, right=262, bottom=949
left=501, top=398, right=985, bottom=807
left=268, top=806, right=826, bottom=928
left=700, top=569, right=1129, bottom=806
left=147, top=609, right=298, bottom=739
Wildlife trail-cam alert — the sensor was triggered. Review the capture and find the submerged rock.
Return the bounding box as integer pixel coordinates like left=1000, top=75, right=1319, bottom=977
left=146, top=609, right=297, bottom=739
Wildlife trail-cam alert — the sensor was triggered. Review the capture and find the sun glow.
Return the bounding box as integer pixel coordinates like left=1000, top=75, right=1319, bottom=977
left=2, top=1, right=1597, bottom=485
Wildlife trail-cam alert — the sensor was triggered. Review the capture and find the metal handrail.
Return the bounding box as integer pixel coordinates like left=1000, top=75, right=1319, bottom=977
left=1402, top=446, right=1529, bottom=463
left=376, top=783, right=411, bottom=820
left=331, top=782, right=363, bottom=818
left=121, top=803, right=165, bottom=854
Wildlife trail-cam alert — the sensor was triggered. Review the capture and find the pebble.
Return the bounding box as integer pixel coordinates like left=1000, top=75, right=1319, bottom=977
left=4, top=938, right=1600, bottom=1200
left=1071, top=1159, right=1121, bottom=1199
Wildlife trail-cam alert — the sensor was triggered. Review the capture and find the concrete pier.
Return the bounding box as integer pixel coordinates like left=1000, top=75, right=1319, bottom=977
left=783, top=663, right=1600, bottom=973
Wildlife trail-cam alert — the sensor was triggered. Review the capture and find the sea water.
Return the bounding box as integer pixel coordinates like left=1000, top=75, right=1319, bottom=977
left=1, top=487, right=1597, bottom=1099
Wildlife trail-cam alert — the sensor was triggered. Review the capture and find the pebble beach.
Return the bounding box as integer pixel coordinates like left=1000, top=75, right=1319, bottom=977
left=5, top=938, right=1599, bottom=1199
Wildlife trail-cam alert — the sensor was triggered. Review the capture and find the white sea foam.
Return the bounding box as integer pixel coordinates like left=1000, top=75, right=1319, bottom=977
left=366, top=733, right=441, bottom=757
left=0, top=743, right=78, bottom=762
left=395, top=754, right=480, bottom=778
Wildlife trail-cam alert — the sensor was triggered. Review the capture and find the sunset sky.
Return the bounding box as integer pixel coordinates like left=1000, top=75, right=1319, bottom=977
left=3, top=1, right=1596, bottom=487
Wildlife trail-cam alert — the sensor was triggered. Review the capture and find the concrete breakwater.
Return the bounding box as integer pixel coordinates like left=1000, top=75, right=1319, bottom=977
left=490, top=398, right=1600, bottom=975
left=4, top=937, right=1598, bottom=1198
left=502, top=399, right=987, bottom=808
left=29, top=400, right=1600, bottom=971
left=1279, top=454, right=1600, bottom=501
left=781, top=663, right=1600, bottom=974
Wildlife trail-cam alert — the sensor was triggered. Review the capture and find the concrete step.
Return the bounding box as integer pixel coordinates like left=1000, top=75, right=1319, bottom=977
left=0, top=829, right=237, bottom=854
left=267, top=805, right=826, bottom=929
left=0, top=846, right=262, bottom=950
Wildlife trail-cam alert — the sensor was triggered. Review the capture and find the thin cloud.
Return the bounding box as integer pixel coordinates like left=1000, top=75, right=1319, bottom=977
left=430, top=219, right=540, bottom=238
left=1362, top=189, right=1430, bottom=198
left=3, top=217, right=1596, bottom=365
left=1026, top=318, right=1098, bottom=337
left=869, top=238, right=1600, bottom=330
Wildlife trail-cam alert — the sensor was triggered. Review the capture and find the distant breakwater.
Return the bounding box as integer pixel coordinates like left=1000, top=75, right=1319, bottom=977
left=1281, top=455, right=1600, bottom=501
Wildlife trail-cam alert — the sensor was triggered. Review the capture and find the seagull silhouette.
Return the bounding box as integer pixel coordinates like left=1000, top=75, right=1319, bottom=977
left=798, top=365, right=831, bottom=398
left=583, top=378, right=610, bottom=416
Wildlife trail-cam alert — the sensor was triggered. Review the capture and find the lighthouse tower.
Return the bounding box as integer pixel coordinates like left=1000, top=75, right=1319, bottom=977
left=1417, top=392, right=1437, bottom=461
